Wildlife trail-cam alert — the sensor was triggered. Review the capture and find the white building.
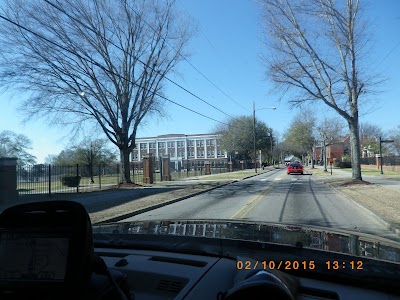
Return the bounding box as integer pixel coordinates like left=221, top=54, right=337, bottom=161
left=132, top=133, right=228, bottom=169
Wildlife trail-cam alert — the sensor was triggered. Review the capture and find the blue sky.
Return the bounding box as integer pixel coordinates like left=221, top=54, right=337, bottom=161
left=0, top=0, right=399, bottom=163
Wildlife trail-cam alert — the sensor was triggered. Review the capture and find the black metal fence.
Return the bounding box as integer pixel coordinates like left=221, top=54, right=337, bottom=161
left=17, top=164, right=122, bottom=196
left=16, top=160, right=239, bottom=198
left=170, top=164, right=229, bottom=180
left=360, top=156, right=400, bottom=166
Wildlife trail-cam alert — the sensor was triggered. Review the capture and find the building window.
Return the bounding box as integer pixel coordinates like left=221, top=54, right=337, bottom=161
left=207, top=139, right=215, bottom=146
left=158, top=142, right=165, bottom=149
left=207, top=151, right=211, bottom=157
left=168, top=142, right=175, bottom=148
left=149, top=142, right=156, bottom=149
left=170, top=152, right=175, bottom=157
left=196, top=140, right=204, bottom=147
left=189, top=140, right=194, bottom=147
left=140, top=143, right=147, bottom=150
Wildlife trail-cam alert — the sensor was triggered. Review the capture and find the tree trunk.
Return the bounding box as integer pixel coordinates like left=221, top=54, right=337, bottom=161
left=311, top=148, right=315, bottom=169
left=323, top=144, right=328, bottom=172
left=119, top=148, right=132, bottom=184
left=349, top=120, right=362, bottom=181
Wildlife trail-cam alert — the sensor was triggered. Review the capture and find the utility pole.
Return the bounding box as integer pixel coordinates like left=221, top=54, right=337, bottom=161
left=253, top=102, right=276, bottom=174
left=253, top=101, right=257, bottom=173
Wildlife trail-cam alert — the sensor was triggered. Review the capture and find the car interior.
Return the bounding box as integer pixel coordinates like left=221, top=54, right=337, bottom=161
left=0, top=200, right=399, bottom=300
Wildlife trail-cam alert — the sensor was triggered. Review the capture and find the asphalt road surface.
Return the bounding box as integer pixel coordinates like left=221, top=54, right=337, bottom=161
left=120, top=168, right=400, bottom=241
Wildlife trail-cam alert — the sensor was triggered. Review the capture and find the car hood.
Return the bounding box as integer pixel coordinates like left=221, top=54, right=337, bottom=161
left=92, top=219, right=400, bottom=263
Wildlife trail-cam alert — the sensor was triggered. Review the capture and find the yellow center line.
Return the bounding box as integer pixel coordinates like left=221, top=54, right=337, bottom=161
left=240, top=192, right=267, bottom=219
left=229, top=189, right=267, bottom=219
left=229, top=174, right=283, bottom=219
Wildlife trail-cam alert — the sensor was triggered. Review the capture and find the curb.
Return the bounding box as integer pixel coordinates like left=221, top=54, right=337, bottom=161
left=311, top=174, right=400, bottom=238
left=94, top=169, right=279, bottom=224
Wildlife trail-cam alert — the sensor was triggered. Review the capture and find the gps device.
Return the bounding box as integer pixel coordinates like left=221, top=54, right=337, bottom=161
left=0, top=201, right=95, bottom=299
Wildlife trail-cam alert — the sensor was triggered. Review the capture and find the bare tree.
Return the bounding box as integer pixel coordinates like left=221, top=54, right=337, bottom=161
left=0, top=130, right=37, bottom=165
left=0, top=0, right=193, bottom=183
left=316, top=117, right=346, bottom=171
left=283, top=110, right=316, bottom=165
left=388, top=125, right=400, bottom=156
left=259, top=0, right=380, bottom=180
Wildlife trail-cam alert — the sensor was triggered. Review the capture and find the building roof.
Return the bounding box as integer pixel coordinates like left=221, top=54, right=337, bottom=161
left=336, top=134, right=350, bottom=143
left=136, top=133, right=219, bottom=140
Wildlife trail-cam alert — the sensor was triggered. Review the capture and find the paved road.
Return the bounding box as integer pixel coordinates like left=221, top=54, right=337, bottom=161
left=121, top=168, right=400, bottom=241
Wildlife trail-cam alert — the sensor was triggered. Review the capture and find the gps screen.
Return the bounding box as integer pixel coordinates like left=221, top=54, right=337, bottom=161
left=0, top=232, right=69, bottom=281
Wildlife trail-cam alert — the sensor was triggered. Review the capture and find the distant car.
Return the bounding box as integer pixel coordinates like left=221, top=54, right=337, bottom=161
left=287, top=163, right=303, bottom=175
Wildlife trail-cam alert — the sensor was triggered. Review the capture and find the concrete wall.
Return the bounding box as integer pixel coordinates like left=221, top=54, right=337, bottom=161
left=0, top=157, right=18, bottom=204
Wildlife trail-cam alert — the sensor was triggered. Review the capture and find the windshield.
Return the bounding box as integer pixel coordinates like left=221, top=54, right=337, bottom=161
left=0, top=0, right=400, bottom=260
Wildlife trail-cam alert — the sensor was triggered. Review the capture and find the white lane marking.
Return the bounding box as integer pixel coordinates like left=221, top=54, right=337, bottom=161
left=274, top=178, right=282, bottom=181
left=260, top=178, right=268, bottom=181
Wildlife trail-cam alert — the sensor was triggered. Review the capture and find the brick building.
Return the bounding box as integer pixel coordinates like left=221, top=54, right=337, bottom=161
left=132, top=133, right=228, bottom=170
left=313, top=135, right=351, bottom=163
left=326, top=135, right=350, bottom=159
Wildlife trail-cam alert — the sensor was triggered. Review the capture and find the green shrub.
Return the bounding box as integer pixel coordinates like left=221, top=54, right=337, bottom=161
left=61, top=176, right=81, bottom=187
left=333, top=161, right=352, bottom=168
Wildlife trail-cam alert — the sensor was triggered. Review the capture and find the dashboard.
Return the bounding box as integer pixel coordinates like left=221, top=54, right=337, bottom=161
left=96, top=247, right=400, bottom=300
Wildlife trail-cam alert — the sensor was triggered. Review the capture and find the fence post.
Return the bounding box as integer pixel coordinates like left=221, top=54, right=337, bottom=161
left=204, top=162, right=211, bottom=175
left=117, top=164, right=120, bottom=185
left=142, top=155, right=154, bottom=184
left=161, top=156, right=171, bottom=181
left=76, top=164, right=79, bottom=193
left=159, top=156, right=163, bottom=182
left=48, top=164, right=51, bottom=197
left=99, top=164, right=101, bottom=190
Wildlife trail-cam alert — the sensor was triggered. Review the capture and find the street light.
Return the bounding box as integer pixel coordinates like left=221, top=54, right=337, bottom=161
left=253, top=101, right=276, bottom=173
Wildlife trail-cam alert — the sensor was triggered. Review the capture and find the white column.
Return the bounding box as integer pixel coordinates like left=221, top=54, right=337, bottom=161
left=175, top=140, right=178, bottom=159
left=214, top=138, right=218, bottom=158
left=184, top=139, right=188, bottom=159
left=147, top=142, right=150, bottom=155
left=204, top=139, right=207, bottom=159
left=156, top=141, right=159, bottom=158
left=138, top=143, right=141, bottom=161
left=194, top=140, right=198, bottom=159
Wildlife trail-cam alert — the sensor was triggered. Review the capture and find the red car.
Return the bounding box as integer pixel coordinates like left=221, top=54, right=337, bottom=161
left=287, top=163, right=303, bottom=175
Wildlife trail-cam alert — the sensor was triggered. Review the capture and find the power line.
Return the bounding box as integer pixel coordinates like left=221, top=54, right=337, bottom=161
left=124, top=0, right=250, bottom=112
left=43, top=0, right=238, bottom=120
left=0, top=13, right=233, bottom=128
left=176, top=0, right=249, bottom=112
left=376, top=39, right=400, bottom=68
